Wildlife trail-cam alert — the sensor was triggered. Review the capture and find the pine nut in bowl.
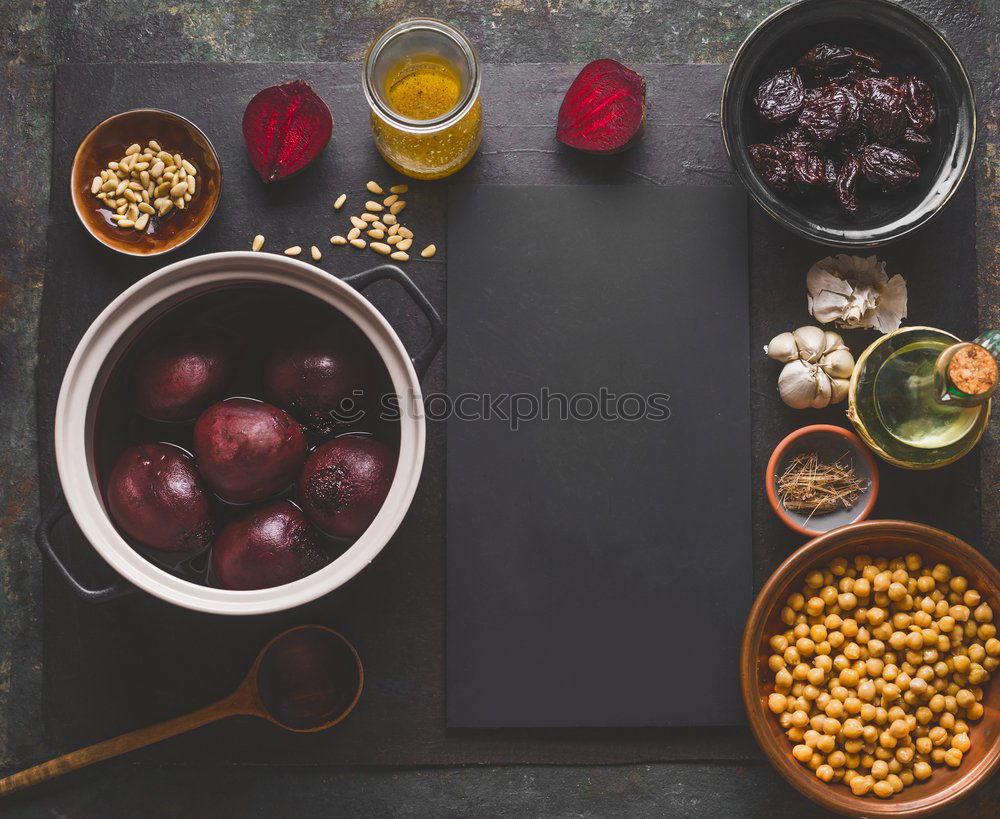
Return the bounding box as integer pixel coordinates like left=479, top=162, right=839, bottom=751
left=741, top=521, right=1000, bottom=816
left=71, top=109, right=222, bottom=256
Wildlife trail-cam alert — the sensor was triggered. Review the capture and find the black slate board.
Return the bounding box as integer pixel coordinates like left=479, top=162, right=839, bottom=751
left=446, top=184, right=751, bottom=728
left=32, top=62, right=979, bottom=769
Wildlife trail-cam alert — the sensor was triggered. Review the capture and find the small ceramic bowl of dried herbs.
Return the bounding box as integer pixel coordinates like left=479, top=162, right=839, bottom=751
left=766, top=424, right=879, bottom=537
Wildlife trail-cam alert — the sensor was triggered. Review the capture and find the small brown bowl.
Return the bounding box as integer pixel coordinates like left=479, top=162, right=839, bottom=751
left=71, top=109, right=222, bottom=256
left=741, top=520, right=1000, bottom=816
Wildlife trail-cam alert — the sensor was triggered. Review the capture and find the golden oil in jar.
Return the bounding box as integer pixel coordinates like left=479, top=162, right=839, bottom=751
left=364, top=20, right=482, bottom=180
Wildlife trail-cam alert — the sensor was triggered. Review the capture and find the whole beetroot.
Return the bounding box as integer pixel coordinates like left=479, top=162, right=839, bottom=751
left=132, top=325, right=237, bottom=422
left=193, top=398, right=307, bottom=504
left=298, top=436, right=396, bottom=539
left=106, top=442, right=214, bottom=553
left=262, top=320, right=376, bottom=436
left=211, top=500, right=330, bottom=590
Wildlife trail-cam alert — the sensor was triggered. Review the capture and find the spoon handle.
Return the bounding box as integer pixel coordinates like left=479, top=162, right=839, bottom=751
left=0, top=696, right=244, bottom=796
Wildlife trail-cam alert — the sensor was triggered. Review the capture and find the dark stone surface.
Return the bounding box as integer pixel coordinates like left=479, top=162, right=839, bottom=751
left=1, top=0, right=999, bottom=815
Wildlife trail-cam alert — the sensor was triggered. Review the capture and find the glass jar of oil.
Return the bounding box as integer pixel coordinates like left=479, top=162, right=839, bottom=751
left=848, top=327, right=999, bottom=469
left=363, top=19, right=482, bottom=179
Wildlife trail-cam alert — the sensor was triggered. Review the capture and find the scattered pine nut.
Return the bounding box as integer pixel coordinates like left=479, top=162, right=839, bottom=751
left=421, top=244, right=437, bottom=258
left=372, top=221, right=387, bottom=231
left=390, top=184, right=408, bottom=194
left=361, top=213, right=379, bottom=223
left=367, top=229, right=385, bottom=239
left=390, top=251, right=409, bottom=262
left=284, top=246, right=302, bottom=256
left=398, top=226, right=413, bottom=239
left=347, top=227, right=361, bottom=240
left=90, top=176, right=102, bottom=194
left=134, top=212, right=150, bottom=231
left=125, top=143, right=141, bottom=155
left=148, top=139, right=162, bottom=152
left=370, top=242, right=391, bottom=255
left=350, top=238, right=367, bottom=249
left=252, top=234, right=265, bottom=251
left=117, top=219, right=135, bottom=228
left=366, top=180, right=384, bottom=195
left=334, top=193, right=347, bottom=210
left=311, top=245, right=322, bottom=260
left=387, top=235, right=402, bottom=246
left=330, top=235, right=347, bottom=245
left=382, top=213, right=397, bottom=226
left=389, top=200, right=406, bottom=215
left=181, top=159, right=197, bottom=175
left=365, top=200, right=384, bottom=212
left=397, top=238, right=412, bottom=251
left=383, top=194, right=398, bottom=207
left=388, top=224, right=399, bottom=236
left=350, top=216, right=366, bottom=230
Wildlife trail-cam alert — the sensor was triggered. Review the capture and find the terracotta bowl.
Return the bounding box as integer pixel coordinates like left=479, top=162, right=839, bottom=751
left=71, top=109, right=222, bottom=256
left=741, top=520, right=1000, bottom=816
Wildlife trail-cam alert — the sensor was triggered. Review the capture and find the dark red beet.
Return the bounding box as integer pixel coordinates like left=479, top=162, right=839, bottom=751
left=193, top=398, right=306, bottom=504
left=106, top=443, right=214, bottom=553
left=242, top=80, right=333, bottom=183
left=298, top=437, right=396, bottom=539
left=211, top=500, right=329, bottom=590
left=556, top=59, right=646, bottom=154
left=132, top=325, right=237, bottom=422
left=262, top=321, right=376, bottom=436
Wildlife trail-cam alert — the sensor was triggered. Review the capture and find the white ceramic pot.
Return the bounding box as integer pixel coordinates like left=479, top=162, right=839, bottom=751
left=42, top=251, right=443, bottom=615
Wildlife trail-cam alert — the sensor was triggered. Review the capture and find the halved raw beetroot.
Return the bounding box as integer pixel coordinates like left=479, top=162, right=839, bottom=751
left=242, top=80, right=334, bottom=183
left=211, top=500, right=329, bottom=590
left=556, top=59, right=646, bottom=154
left=106, top=442, right=214, bottom=553
left=193, top=398, right=307, bottom=504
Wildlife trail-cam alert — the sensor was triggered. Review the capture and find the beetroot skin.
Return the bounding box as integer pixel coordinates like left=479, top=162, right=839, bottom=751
left=193, top=398, right=307, bottom=504
left=132, top=325, right=237, bottom=422
left=106, top=442, right=214, bottom=553
left=262, top=321, right=376, bottom=436
left=298, top=436, right=396, bottom=539
left=242, top=80, right=333, bottom=183
left=556, top=59, right=646, bottom=154
left=211, top=500, right=330, bottom=590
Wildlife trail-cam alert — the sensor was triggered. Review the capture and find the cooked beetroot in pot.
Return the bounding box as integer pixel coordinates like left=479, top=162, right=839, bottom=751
left=132, top=325, right=237, bottom=422
left=262, top=320, right=376, bottom=436
left=106, top=442, right=214, bottom=553
left=211, top=499, right=330, bottom=590
left=193, top=398, right=307, bottom=504
left=298, top=436, right=396, bottom=539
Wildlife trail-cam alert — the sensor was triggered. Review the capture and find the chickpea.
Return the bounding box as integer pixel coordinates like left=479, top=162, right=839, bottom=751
left=931, top=563, right=952, bottom=583
left=806, top=667, right=825, bottom=686
left=767, top=693, right=787, bottom=714
left=975, top=603, right=994, bottom=624
left=871, top=759, right=889, bottom=780
left=950, top=605, right=970, bottom=622
left=915, top=736, right=932, bottom=755
left=944, top=747, right=963, bottom=767
left=962, top=587, right=980, bottom=607
left=916, top=575, right=936, bottom=594
left=967, top=701, right=985, bottom=720
left=792, top=743, right=813, bottom=762
left=931, top=747, right=947, bottom=764
left=827, top=750, right=846, bottom=769
left=895, top=746, right=914, bottom=765
left=857, top=680, right=877, bottom=701
left=952, top=732, right=971, bottom=752
left=850, top=775, right=873, bottom=796
left=817, top=734, right=836, bottom=754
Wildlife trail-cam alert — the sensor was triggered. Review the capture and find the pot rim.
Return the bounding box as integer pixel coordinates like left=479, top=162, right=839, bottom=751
left=55, top=251, right=426, bottom=614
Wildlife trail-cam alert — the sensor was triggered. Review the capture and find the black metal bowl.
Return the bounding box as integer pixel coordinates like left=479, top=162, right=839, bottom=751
left=721, top=0, right=975, bottom=248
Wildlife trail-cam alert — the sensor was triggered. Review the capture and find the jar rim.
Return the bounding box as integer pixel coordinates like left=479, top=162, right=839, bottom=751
left=362, top=18, right=481, bottom=134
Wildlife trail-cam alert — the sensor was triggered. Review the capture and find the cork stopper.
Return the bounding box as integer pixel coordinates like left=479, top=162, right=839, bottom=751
left=947, top=344, right=998, bottom=396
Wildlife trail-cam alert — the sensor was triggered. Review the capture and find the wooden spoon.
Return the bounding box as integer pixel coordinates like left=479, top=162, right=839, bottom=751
left=0, top=624, right=363, bottom=796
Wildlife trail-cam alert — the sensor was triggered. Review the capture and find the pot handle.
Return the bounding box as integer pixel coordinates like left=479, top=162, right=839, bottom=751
left=36, top=494, right=136, bottom=603
left=342, top=264, right=445, bottom=380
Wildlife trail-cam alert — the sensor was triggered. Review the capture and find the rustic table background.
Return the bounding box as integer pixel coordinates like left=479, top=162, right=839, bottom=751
left=1, top=0, right=998, bottom=815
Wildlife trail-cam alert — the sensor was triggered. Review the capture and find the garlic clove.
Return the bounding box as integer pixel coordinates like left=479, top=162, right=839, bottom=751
left=778, top=359, right=821, bottom=409
left=830, top=376, right=850, bottom=404
left=792, top=326, right=827, bottom=363
left=766, top=331, right=799, bottom=363
left=822, top=348, right=856, bottom=380
left=810, top=371, right=833, bottom=408
left=823, top=330, right=847, bottom=354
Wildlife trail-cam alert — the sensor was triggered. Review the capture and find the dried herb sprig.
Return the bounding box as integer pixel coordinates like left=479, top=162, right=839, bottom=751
left=777, top=451, right=866, bottom=522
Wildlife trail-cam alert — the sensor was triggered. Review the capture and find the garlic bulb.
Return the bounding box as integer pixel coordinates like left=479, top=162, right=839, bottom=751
left=806, top=254, right=908, bottom=333
left=766, top=326, right=855, bottom=409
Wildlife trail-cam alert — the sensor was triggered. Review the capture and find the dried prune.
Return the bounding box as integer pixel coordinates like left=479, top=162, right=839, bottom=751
left=754, top=68, right=805, bottom=125
left=748, top=143, right=794, bottom=192
left=904, top=75, right=937, bottom=132
left=773, top=125, right=814, bottom=151
left=859, top=144, right=920, bottom=191
left=789, top=148, right=829, bottom=189
left=798, top=86, right=849, bottom=143
left=835, top=154, right=861, bottom=214
left=798, top=43, right=881, bottom=77
left=902, top=126, right=932, bottom=156
left=856, top=77, right=907, bottom=145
